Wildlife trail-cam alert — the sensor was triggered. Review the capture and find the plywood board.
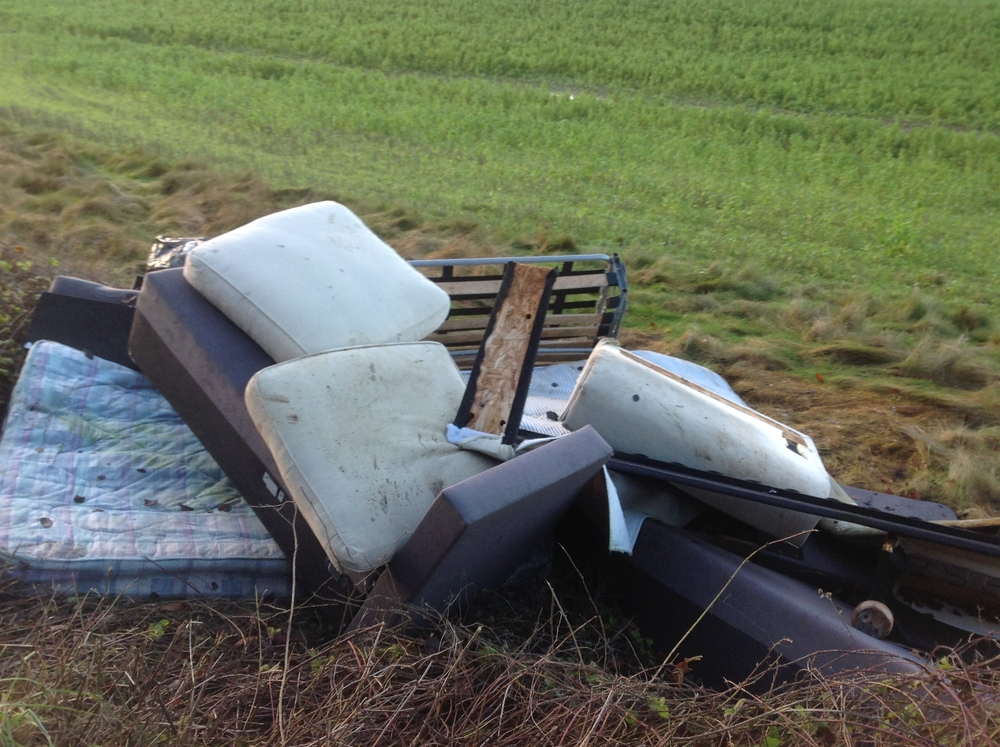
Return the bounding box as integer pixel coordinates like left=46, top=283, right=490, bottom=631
left=454, top=262, right=557, bottom=442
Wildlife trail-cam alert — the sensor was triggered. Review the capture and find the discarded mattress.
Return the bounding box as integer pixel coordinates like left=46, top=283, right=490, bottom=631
left=0, top=341, right=290, bottom=598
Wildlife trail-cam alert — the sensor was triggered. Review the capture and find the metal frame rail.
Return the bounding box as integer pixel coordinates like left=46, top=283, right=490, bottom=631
left=609, top=454, right=1000, bottom=558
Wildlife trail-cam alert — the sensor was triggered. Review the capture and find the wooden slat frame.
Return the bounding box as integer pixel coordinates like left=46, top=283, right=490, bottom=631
left=414, top=254, right=626, bottom=367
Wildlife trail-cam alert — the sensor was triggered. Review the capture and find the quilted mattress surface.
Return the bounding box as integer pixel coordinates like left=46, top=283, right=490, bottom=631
left=0, top=341, right=290, bottom=598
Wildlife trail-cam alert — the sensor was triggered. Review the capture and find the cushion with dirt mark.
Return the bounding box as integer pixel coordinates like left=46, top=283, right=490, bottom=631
left=245, top=342, right=496, bottom=574
left=561, top=339, right=838, bottom=544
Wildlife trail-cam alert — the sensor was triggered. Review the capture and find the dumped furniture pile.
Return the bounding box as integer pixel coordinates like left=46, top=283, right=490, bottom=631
left=3, top=202, right=999, bottom=689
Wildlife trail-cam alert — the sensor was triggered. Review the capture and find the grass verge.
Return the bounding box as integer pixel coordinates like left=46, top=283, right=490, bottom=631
left=1, top=0, right=998, bottom=318
left=0, top=576, right=997, bottom=746
left=1, top=120, right=998, bottom=512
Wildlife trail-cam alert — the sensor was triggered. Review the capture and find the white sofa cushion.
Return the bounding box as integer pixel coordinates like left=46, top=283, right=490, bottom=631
left=561, top=340, right=835, bottom=543
left=245, top=342, right=496, bottom=574
left=184, top=202, right=451, bottom=362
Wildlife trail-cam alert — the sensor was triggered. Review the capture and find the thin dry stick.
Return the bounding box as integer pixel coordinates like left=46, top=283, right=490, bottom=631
left=277, top=516, right=299, bottom=746
left=577, top=687, right=618, bottom=747
left=654, top=529, right=816, bottom=680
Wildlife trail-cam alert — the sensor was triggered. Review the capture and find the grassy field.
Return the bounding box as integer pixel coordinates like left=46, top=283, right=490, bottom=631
left=1, top=2, right=1000, bottom=743
left=1, top=0, right=999, bottom=312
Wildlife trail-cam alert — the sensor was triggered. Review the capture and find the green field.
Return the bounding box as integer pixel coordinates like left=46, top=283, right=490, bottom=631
left=1, top=0, right=999, bottom=312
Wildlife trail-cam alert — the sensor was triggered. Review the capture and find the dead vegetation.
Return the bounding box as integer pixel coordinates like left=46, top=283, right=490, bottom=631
left=0, top=576, right=998, bottom=746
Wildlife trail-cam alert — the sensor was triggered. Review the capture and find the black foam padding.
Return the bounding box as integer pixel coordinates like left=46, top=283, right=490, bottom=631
left=47, top=276, right=139, bottom=304
left=350, top=426, right=613, bottom=630
left=26, top=277, right=140, bottom=370
left=128, top=269, right=355, bottom=620
left=610, top=520, right=922, bottom=691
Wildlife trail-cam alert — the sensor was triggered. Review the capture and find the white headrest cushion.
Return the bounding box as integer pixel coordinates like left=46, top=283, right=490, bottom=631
left=561, top=340, right=832, bottom=543
left=184, top=202, right=451, bottom=362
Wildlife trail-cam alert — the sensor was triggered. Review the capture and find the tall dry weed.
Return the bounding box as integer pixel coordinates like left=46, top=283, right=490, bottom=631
left=0, top=579, right=997, bottom=746
left=903, top=424, right=1000, bottom=515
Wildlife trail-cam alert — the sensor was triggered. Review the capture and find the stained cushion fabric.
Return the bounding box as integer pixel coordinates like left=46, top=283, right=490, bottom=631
left=184, top=202, right=451, bottom=362
left=245, top=342, right=496, bottom=574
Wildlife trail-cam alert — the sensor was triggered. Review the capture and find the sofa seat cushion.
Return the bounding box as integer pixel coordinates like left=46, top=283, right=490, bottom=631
left=245, top=342, right=496, bottom=574
left=184, top=202, right=451, bottom=362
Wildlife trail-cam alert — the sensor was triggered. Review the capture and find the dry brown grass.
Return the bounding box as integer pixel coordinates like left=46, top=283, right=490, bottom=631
left=0, top=242, right=50, bottom=415
left=619, top=240, right=1000, bottom=515
left=0, top=577, right=998, bottom=747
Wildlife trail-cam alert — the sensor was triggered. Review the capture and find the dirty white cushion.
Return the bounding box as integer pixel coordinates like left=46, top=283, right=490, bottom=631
left=245, top=342, right=496, bottom=574
left=562, top=340, right=834, bottom=543
left=184, top=202, right=451, bottom=362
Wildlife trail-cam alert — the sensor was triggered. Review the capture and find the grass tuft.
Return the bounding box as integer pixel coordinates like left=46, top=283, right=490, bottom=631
left=809, top=342, right=905, bottom=367
left=895, top=336, right=996, bottom=391
left=903, top=424, right=1000, bottom=514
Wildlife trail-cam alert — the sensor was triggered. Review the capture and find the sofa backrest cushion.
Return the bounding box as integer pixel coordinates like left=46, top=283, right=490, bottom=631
left=184, top=202, right=451, bottom=362
left=561, top=340, right=832, bottom=543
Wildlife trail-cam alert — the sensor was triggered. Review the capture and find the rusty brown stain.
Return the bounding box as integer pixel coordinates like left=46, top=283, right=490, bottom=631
left=467, top=263, right=552, bottom=435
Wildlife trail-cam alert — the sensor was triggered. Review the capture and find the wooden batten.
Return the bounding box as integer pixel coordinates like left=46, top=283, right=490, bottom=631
left=454, top=262, right=558, bottom=443
left=436, top=272, right=605, bottom=298
left=434, top=311, right=604, bottom=334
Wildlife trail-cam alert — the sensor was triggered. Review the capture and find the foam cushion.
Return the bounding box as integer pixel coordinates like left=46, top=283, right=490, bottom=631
left=245, top=342, right=496, bottom=574
left=561, top=340, right=833, bottom=542
left=184, top=202, right=451, bottom=362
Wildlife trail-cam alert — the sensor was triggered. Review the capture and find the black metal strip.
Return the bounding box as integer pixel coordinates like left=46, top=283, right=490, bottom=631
left=607, top=454, right=1000, bottom=558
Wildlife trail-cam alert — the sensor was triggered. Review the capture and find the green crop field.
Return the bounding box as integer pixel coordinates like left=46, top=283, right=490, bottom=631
left=1, top=0, right=998, bottom=310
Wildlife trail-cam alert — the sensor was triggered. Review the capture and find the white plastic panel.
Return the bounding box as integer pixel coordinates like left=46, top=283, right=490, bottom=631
left=562, top=340, right=834, bottom=544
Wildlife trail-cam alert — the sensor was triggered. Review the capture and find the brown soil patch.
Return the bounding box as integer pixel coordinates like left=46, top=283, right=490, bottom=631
left=727, top=365, right=931, bottom=492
